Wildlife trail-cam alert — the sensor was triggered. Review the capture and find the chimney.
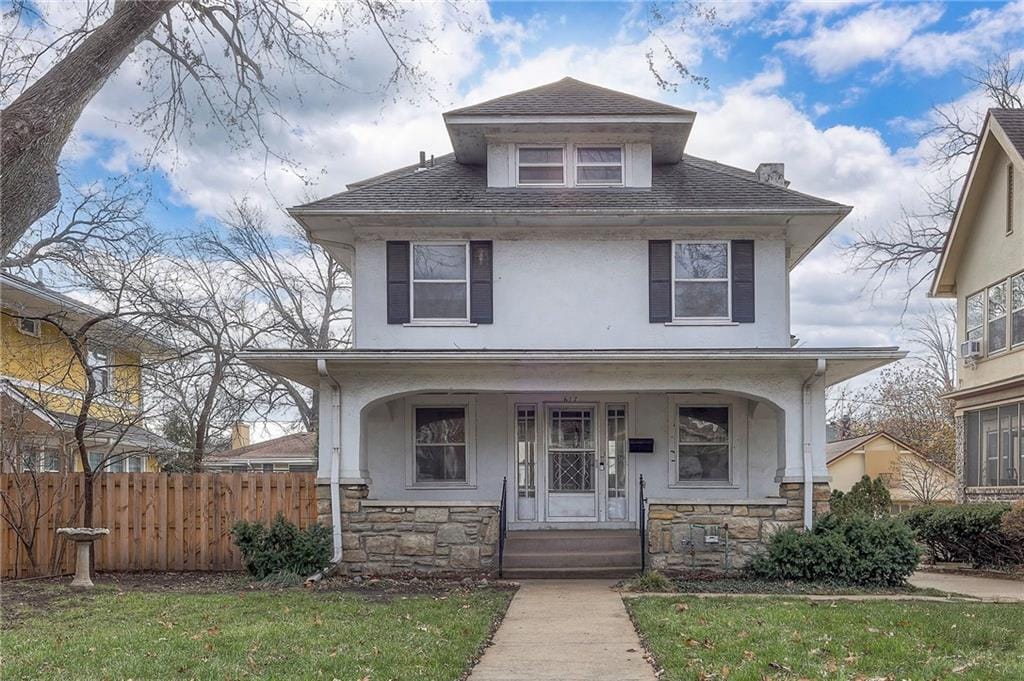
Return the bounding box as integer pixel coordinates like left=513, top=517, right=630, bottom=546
left=418, top=150, right=427, bottom=168
left=755, top=163, right=789, bottom=187
left=230, top=422, right=251, bottom=450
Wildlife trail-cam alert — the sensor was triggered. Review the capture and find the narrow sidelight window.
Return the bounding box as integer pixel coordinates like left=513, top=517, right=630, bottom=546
left=673, top=242, right=730, bottom=319
left=987, top=281, right=1007, bottom=354
left=516, top=407, right=537, bottom=498
left=411, top=243, right=469, bottom=321
left=677, top=406, right=730, bottom=482
left=1011, top=273, right=1024, bottom=348
left=576, top=146, right=623, bottom=185
left=414, top=406, right=467, bottom=483
left=517, top=146, right=565, bottom=185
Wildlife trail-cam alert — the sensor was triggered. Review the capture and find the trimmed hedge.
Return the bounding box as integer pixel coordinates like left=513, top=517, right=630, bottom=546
left=902, top=503, right=1023, bottom=568
left=745, top=513, right=920, bottom=587
left=231, top=513, right=332, bottom=579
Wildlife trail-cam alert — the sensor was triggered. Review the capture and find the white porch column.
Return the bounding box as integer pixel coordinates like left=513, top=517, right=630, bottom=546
left=339, top=389, right=369, bottom=482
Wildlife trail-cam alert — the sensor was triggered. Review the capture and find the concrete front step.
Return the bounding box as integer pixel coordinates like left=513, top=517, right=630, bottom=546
left=504, top=529, right=641, bottom=553
left=500, top=566, right=641, bottom=580
left=501, top=529, right=643, bottom=578
left=503, top=549, right=641, bottom=569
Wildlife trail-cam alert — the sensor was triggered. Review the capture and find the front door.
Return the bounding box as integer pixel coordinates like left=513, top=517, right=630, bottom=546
left=545, top=406, right=599, bottom=520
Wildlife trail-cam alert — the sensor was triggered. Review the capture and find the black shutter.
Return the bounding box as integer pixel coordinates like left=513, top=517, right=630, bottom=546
left=649, top=240, right=672, bottom=323
left=469, top=240, right=493, bottom=324
left=731, top=239, right=755, bottom=323
left=386, top=240, right=410, bottom=324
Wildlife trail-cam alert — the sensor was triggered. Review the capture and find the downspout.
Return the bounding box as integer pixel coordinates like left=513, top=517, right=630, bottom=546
left=801, top=358, right=826, bottom=530
left=318, top=358, right=343, bottom=566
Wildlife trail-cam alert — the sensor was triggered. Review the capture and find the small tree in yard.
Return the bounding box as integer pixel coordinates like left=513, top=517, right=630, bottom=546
left=899, top=454, right=954, bottom=506
left=830, top=476, right=892, bottom=518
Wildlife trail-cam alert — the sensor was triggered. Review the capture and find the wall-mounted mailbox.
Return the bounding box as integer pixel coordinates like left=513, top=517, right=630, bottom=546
left=628, top=438, right=655, bottom=454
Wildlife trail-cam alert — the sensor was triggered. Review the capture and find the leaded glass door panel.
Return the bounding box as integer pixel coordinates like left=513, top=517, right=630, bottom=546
left=545, top=406, right=598, bottom=520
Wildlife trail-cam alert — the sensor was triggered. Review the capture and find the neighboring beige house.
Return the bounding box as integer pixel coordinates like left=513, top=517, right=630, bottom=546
left=204, top=425, right=316, bottom=472
left=827, top=432, right=956, bottom=511
left=931, top=108, right=1024, bottom=503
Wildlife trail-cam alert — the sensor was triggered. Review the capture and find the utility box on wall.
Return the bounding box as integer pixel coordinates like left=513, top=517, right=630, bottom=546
left=628, top=438, right=655, bottom=454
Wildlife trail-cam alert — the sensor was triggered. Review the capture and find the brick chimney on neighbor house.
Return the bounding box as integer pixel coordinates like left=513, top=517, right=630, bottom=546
left=756, top=163, right=789, bottom=187
left=230, top=422, right=251, bottom=450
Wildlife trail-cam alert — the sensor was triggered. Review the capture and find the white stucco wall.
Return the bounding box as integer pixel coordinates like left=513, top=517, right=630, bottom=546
left=353, top=233, right=791, bottom=350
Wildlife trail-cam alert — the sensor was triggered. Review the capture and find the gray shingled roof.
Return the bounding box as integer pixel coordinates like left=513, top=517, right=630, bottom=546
left=444, top=77, right=694, bottom=117
left=295, top=154, right=847, bottom=213
left=991, top=108, right=1024, bottom=158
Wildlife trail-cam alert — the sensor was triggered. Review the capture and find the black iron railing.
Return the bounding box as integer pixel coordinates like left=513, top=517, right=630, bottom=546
left=498, top=476, right=507, bottom=578
left=639, top=473, right=647, bottom=573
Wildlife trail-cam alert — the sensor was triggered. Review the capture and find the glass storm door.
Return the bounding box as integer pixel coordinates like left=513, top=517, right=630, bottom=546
left=546, top=407, right=598, bottom=520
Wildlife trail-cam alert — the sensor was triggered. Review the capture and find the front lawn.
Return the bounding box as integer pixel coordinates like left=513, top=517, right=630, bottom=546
left=627, top=596, right=1024, bottom=680
left=1, top=576, right=513, bottom=680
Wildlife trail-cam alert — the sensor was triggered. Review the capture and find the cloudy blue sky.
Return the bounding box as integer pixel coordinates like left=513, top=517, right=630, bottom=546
left=44, top=1, right=1024, bottom=356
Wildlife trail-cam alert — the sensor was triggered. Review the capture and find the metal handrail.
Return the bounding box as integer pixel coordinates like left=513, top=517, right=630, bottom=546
left=639, top=473, right=647, bottom=573
left=498, top=476, right=507, bottom=578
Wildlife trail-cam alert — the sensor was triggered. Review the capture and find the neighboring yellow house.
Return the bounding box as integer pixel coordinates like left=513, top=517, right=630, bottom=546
left=931, top=108, right=1024, bottom=503
left=0, top=273, right=174, bottom=473
left=827, top=432, right=956, bottom=512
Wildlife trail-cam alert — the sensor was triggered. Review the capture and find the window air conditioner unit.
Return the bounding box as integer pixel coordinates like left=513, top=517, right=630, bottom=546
left=960, top=339, right=982, bottom=359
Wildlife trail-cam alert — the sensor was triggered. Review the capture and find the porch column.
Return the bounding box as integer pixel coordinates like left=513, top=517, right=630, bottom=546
left=339, top=389, right=369, bottom=482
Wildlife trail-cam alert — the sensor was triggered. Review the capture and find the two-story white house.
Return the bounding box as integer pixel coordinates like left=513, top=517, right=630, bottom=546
left=244, top=78, right=903, bottom=577
left=932, top=108, right=1024, bottom=504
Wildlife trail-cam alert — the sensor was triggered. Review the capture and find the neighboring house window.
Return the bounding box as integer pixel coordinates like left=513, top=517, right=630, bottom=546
left=517, top=146, right=565, bottom=185
left=987, top=281, right=1007, bottom=354
left=87, top=451, right=105, bottom=471
left=126, top=456, right=144, bottom=473
left=966, top=291, right=984, bottom=345
left=576, top=146, right=623, bottom=186
left=17, top=317, right=40, bottom=337
left=1012, top=273, right=1024, bottom=348
left=413, top=405, right=468, bottom=484
left=676, top=406, right=730, bottom=482
left=87, top=345, right=113, bottom=393
left=19, top=444, right=60, bottom=472
left=965, top=401, right=1022, bottom=488
left=1008, top=163, right=1015, bottom=235
left=673, top=241, right=730, bottom=320
left=411, top=243, right=469, bottom=321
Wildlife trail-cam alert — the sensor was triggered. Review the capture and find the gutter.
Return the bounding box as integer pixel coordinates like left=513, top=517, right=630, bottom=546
left=319, top=359, right=344, bottom=568
left=801, top=358, right=826, bottom=530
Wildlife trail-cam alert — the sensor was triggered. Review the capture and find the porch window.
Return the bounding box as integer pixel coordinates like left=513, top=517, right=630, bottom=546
left=987, top=281, right=1007, bottom=354
left=673, top=242, right=730, bottom=320
left=517, top=146, right=565, bottom=185
left=413, top=406, right=467, bottom=483
left=411, top=243, right=469, bottom=321
left=966, top=401, right=1023, bottom=488
left=676, top=406, right=730, bottom=482
left=576, top=146, right=623, bottom=186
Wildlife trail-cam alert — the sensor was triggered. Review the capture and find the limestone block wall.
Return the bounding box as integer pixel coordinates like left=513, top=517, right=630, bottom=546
left=322, top=484, right=500, bottom=575
left=646, top=483, right=830, bottom=571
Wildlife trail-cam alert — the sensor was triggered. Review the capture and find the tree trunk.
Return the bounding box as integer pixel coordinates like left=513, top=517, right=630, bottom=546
left=0, top=0, right=177, bottom=255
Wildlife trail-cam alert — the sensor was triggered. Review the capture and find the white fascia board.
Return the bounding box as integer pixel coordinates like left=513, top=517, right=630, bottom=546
left=442, top=114, right=696, bottom=125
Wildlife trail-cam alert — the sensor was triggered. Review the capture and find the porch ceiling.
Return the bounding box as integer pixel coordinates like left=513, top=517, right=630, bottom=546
left=240, top=347, right=904, bottom=390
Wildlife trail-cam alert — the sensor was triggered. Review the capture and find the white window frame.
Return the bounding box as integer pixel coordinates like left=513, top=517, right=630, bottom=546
left=87, top=345, right=113, bottom=394
left=670, top=399, right=735, bottom=488
left=671, top=240, right=732, bottom=322
left=1011, top=271, right=1024, bottom=349
left=987, top=280, right=1008, bottom=355
left=409, top=241, right=470, bottom=323
left=516, top=145, right=566, bottom=187
left=966, top=290, right=985, bottom=347
left=406, top=395, right=477, bottom=489
left=575, top=145, right=624, bottom=187
left=16, top=317, right=40, bottom=337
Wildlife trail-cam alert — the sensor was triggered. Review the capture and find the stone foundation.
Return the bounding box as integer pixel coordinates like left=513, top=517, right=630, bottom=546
left=964, top=486, right=1024, bottom=502
left=322, top=484, right=500, bottom=575
left=647, top=482, right=830, bottom=571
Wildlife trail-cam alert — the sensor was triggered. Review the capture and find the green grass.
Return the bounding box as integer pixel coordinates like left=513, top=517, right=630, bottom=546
left=1, top=586, right=512, bottom=680
left=627, top=596, right=1024, bottom=680
left=620, top=571, right=955, bottom=596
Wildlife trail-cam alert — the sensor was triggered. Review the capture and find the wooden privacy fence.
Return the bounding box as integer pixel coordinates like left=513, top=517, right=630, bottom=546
left=1, top=472, right=318, bottom=579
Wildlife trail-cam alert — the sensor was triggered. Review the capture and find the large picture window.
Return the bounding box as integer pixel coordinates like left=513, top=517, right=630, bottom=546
left=576, top=146, right=623, bottom=185
left=413, top=406, right=467, bottom=483
left=676, top=406, right=730, bottom=482
left=517, top=146, right=565, bottom=185
left=964, top=401, right=1022, bottom=488
left=673, top=242, right=730, bottom=320
left=411, top=243, right=468, bottom=321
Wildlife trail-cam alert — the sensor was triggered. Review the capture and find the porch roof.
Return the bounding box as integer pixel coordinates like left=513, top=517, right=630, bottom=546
left=240, top=347, right=905, bottom=389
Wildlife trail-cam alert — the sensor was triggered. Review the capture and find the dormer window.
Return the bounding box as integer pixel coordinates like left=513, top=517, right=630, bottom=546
left=576, top=146, right=623, bottom=186
left=517, top=146, right=565, bottom=185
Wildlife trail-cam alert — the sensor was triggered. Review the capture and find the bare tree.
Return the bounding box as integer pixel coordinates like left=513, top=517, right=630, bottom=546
left=641, top=1, right=723, bottom=92
left=847, top=54, right=1023, bottom=294
left=1, top=0, right=462, bottom=255
left=905, top=302, right=957, bottom=392
left=899, top=453, right=955, bottom=505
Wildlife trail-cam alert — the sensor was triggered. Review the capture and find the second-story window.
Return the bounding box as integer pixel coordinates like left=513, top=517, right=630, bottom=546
left=576, top=146, right=623, bottom=185
left=411, top=243, right=469, bottom=321
left=966, top=291, right=984, bottom=344
left=517, top=146, right=564, bottom=185
left=17, top=317, right=40, bottom=337
left=1012, top=273, right=1024, bottom=348
left=87, top=345, right=113, bottom=394
left=988, top=281, right=1007, bottom=354
left=673, top=241, right=730, bottom=320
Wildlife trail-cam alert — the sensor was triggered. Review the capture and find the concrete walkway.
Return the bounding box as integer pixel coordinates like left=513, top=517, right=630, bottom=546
left=909, top=570, right=1024, bottom=602
left=469, top=580, right=657, bottom=681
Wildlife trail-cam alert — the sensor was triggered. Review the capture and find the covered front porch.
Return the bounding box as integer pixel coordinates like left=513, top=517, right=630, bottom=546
left=242, top=348, right=902, bottom=574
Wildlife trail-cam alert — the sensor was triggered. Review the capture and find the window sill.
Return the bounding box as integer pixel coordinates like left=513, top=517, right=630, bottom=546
left=665, top=320, right=738, bottom=327
left=403, top=321, right=478, bottom=328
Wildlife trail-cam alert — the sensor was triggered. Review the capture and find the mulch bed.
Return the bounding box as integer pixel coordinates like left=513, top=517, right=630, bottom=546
left=619, top=569, right=941, bottom=595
